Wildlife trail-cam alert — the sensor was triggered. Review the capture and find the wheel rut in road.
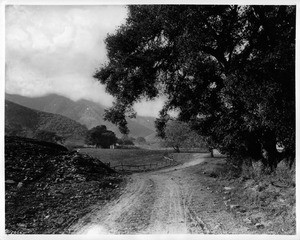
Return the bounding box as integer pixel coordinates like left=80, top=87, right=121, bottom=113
left=70, top=153, right=249, bottom=234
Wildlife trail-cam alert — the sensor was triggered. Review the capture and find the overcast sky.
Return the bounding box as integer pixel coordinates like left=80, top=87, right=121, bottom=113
left=5, top=5, right=165, bottom=117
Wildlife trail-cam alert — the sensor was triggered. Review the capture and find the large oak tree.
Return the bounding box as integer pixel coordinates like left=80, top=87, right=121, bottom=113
left=94, top=5, right=295, bottom=171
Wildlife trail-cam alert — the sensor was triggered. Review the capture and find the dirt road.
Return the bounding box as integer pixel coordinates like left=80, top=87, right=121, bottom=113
left=70, top=153, right=251, bottom=234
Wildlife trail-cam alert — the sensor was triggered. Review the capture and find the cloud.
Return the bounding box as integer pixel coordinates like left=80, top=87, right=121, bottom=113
left=5, top=5, right=127, bottom=107
left=5, top=5, right=167, bottom=117
left=133, top=97, right=165, bottom=117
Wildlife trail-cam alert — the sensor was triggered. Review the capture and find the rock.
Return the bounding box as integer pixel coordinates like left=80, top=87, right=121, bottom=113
left=209, top=172, right=218, bottom=178
left=5, top=180, right=15, bottom=184
left=244, top=179, right=255, bottom=189
left=250, top=213, right=263, bottom=223
left=224, top=186, right=233, bottom=191
left=243, top=218, right=252, bottom=224
left=17, top=223, right=27, bottom=228
left=56, top=217, right=64, bottom=225
left=213, top=224, right=221, bottom=229
left=17, top=182, right=23, bottom=188
left=206, top=187, right=210, bottom=190
left=237, top=208, right=247, bottom=213
left=230, top=204, right=240, bottom=210
left=255, top=223, right=265, bottom=229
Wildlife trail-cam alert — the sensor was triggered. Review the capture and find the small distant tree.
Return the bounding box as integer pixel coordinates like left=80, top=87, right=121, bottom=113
left=163, top=120, right=208, bottom=153
left=118, top=135, right=135, bottom=146
left=35, top=130, right=65, bottom=144
left=85, top=125, right=117, bottom=148
left=136, top=136, right=146, bottom=144
left=163, top=120, right=191, bottom=152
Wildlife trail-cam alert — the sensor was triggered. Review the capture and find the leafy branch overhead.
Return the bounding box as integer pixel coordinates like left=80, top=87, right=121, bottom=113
left=94, top=5, right=295, bottom=170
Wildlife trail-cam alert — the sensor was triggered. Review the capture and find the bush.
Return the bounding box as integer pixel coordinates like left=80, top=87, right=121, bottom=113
left=85, top=125, right=117, bottom=148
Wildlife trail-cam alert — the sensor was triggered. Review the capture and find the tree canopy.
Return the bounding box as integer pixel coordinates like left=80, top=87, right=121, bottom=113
left=136, top=136, right=147, bottom=144
left=117, top=135, right=135, bottom=146
left=94, top=5, right=295, bottom=170
left=85, top=125, right=117, bottom=148
left=163, top=120, right=206, bottom=152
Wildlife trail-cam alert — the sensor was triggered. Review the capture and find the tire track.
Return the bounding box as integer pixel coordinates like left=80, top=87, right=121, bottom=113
left=70, top=153, right=223, bottom=234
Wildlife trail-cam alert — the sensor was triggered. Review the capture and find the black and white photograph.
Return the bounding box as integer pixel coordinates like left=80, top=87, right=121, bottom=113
left=2, top=0, right=298, bottom=238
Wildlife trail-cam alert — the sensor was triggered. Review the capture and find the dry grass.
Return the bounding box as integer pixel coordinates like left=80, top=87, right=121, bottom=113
left=78, top=148, right=172, bottom=167
left=200, top=156, right=296, bottom=234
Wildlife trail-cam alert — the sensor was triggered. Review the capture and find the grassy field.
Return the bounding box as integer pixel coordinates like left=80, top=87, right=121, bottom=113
left=78, top=148, right=173, bottom=167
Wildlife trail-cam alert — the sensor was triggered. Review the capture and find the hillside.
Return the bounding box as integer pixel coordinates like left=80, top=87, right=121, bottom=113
left=5, top=100, right=88, bottom=141
left=6, top=93, right=156, bottom=138
left=5, top=136, right=123, bottom=234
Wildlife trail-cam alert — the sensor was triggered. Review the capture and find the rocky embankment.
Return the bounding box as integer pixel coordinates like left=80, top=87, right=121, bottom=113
left=5, top=136, right=124, bottom=234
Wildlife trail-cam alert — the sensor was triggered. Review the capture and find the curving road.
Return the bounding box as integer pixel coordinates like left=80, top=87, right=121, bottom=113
left=70, top=153, right=250, bottom=234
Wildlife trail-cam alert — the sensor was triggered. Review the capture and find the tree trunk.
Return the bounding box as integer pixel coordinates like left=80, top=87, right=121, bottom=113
left=261, top=130, right=278, bottom=173
left=209, top=147, right=214, bottom=157
left=173, top=146, right=180, bottom=153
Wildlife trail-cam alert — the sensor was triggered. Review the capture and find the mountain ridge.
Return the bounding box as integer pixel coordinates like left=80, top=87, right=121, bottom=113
left=5, top=100, right=88, bottom=142
left=5, top=93, right=156, bottom=138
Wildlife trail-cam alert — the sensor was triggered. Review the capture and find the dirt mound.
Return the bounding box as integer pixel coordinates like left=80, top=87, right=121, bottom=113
left=5, top=136, right=124, bottom=234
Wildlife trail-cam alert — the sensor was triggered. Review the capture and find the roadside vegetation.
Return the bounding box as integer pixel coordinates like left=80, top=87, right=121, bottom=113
left=187, top=154, right=296, bottom=234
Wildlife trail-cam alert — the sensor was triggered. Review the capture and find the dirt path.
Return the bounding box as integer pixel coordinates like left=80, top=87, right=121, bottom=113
left=69, top=153, right=251, bottom=234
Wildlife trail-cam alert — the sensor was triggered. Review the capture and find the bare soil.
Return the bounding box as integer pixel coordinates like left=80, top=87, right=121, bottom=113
left=69, top=153, right=256, bottom=234
left=7, top=137, right=293, bottom=235
left=5, top=136, right=124, bottom=234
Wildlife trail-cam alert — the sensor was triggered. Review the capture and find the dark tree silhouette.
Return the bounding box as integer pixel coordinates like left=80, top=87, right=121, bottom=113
left=95, top=5, right=295, bottom=171
left=85, top=125, right=117, bottom=148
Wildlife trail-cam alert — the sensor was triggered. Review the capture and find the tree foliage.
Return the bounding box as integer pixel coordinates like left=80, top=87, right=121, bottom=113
left=85, top=125, right=117, bottom=148
left=136, top=136, right=147, bottom=144
left=95, top=5, right=295, bottom=170
left=164, top=120, right=206, bottom=152
left=117, top=135, right=135, bottom=146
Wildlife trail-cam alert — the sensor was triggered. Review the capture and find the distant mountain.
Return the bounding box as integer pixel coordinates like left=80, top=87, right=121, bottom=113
left=5, top=93, right=156, bottom=138
left=5, top=100, right=88, bottom=141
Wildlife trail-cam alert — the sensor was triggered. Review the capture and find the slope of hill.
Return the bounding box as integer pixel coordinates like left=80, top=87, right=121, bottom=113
left=5, top=136, right=123, bottom=234
left=6, top=93, right=156, bottom=138
left=129, top=115, right=156, bottom=131
left=5, top=100, right=88, bottom=141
